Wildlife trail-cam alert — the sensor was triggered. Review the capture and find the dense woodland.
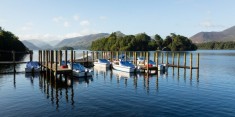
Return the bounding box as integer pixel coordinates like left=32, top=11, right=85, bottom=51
left=90, top=32, right=197, bottom=51
left=196, top=41, right=235, bottom=50
left=0, top=28, right=28, bottom=52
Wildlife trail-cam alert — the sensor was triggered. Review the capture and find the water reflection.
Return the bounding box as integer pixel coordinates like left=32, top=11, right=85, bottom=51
left=12, top=72, right=93, bottom=110
left=94, top=66, right=199, bottom=94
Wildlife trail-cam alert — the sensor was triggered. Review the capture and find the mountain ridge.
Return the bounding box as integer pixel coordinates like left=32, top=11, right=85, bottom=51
left=190, top=26, right=235, bottom=43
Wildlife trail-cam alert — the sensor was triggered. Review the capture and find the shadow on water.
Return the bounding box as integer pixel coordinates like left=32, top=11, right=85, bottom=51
left=0, top=52, right=27, bottom=73
left=22, top=72, right=93, bottom=110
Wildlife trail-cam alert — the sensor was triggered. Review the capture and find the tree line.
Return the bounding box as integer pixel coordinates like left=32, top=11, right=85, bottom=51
left=196, top=41, right=235, bottom=50
left=90, top=32, right=197, bottom=51
left=0, top=28, right=28, bottom=52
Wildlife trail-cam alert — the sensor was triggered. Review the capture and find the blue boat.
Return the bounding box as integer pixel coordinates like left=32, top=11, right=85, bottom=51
left=25, top=61, right=40, bottom=73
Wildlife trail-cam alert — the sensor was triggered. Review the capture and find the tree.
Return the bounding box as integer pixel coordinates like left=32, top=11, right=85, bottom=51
left=0, top=29, right=28, bottom=51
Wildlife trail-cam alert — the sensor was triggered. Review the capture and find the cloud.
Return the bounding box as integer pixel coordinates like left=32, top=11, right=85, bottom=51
left=52, top=16, right=64, bottom=22
left=80, top=20, right=90, bottom=26
left=73, top=15, right=80, bottom=21
left=64, top=21, right=69, bottom=27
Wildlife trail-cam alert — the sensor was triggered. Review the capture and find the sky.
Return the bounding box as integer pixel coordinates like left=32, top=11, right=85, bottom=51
left=1, top=0, right=235, bottom=41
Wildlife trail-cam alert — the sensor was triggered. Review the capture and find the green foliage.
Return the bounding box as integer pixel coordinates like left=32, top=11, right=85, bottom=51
left=196, top=41, right=235, bottom=50
left=0, top=28, right=28, bottom=51
left=90, top=32, right=197, bottom=51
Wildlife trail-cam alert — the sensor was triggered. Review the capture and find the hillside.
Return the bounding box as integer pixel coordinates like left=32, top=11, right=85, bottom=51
left=24, top=39, right=54, bottom=49
left=190, top=26, right=235, bottom=43
left=0, top=28, right=27, bottom=51
left=22, top=40, right=41, bottom=50
left=55, top=33, right=110, bottom=49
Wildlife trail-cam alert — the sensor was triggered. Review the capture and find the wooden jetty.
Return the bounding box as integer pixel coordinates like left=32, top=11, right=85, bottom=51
left=0, top=50, right=200, bottom=77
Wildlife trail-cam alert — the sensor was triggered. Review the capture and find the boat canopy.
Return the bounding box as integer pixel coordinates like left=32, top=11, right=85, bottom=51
left=73, top=63, right=86, bottom=72
left=98, top=59, right=109, bottom=64
left=26, top=61, right=40, bottom=68
left=120, top=61, right=135, bottom=68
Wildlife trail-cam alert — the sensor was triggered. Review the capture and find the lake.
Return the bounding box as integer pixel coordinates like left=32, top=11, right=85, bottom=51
left=0, top=50, right=235, bottom=117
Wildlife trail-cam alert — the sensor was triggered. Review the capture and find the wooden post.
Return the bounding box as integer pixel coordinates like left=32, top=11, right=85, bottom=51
left=154, top=52, right=156, bottom=62
left=43, top=50, right=45, bottom=66
left=83, top=51, right=85, bottom=65
left=59, top=50, right=62, bottom=66
left=146, top=52, right=149, bottom=72
left=177, top=53, right=180, bottom=67
left=166, top=52, right=168, bottom=64
left=128, top=51, right=130, bottom=60
left=86, top=51, right=89, bottom=66
left=161, top=52, right=163, bottom=63
left=50, top=50, right=53, bottom=78
left=156, top=52, right=158, bottom=67
left=111, top=51, right=113, bottom=62
left=92, top=51, right=94, bottom=62
left=184, top=53, right=186, bottom=67
left=30, top=50, right=33, bottom=62
left=197, top=53, right=199, bottom=69
left=46, top=50, right=49, bottom=74
left=132, top=51, right=135, bottom=65
left=65, top=50, right=68, bottom=65
left=55, top=50, right=58, bottom=78
left=38, top=50, right=40, bottom=64
left=71, top=50, right=73, bottom=76
left=177, top=53, right=180, bottom=74
left=73, top=51, right=76, bottom=62
left=197, top=53, right=200, bottom=78
left=172, top=52, right=175, bottom=66
left=190, top=53, right=193, bottom=69
left=101, top=51, right=103, bottom=59
left=135, top=52, right=137, bottom=66
left=116, top=51, right=118, bottom=60
left=96, top=51, right=98, bottom=60
left=12, top=51, right=16, bottom=73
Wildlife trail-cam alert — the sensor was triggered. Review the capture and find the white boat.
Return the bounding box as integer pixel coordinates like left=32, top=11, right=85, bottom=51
left=70, top=63, right=93, bottom=78
left=94, top=59, right=111, bottom=68
left=137, top=57, right=157, bottom=67
left=137, top=57, right=157, bottom=74
left=112, top=60, right=136, bottom=72
left=25, top=61, right=41, bottom=73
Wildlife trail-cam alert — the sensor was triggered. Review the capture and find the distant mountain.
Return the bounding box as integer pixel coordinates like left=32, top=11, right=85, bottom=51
left=48, top=40, right=62, bottom=46
left=190, top=26, right=235, bottom=43
left=25, top=39, right=54, bottom=49
left=55, top=33, right=110, bottom=49
left=22, top=40, right=41, bottom=50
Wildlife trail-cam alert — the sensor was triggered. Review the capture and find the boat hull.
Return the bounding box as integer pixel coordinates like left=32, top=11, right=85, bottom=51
left=94, top=62, right=110, bottom=68
left=25, top=67, right=41, bottom=73
left=72, top=70, right=93, bottom=78
left=112, top=64, right=136, bottom=72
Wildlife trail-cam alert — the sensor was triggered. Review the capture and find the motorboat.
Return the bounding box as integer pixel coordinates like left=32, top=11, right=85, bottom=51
left=61, top=61, right=93, bottom=78
left=94, top=59, right=111, bottom=68
left=70, top=63, right=93, bottom=78
left=25, top=61, right=40, bottom=73
left=112, top=60, right=136, bottom=73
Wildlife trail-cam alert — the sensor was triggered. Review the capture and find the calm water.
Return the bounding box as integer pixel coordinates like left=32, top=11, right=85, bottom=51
left=0, top=50, right=235, bottom=117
